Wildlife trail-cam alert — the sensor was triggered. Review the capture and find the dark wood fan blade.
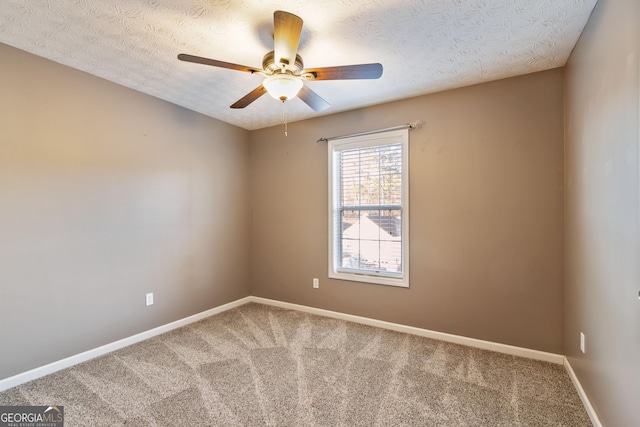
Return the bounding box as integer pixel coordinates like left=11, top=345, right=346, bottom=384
left=230, top=85, right=268, bottom=109
left=178, top=53, right=262, bottom=74
left=303, top=63, right=383, bottom=80
left=273, top=11, right=303, bottom=67
left=298, top=85, right=330, bottom=112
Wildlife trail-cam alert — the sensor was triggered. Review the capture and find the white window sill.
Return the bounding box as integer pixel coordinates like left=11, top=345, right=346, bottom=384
left=329, top=270, right=409, bottom=288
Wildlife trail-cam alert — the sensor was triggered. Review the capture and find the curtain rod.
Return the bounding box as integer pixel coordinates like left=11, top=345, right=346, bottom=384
left=316, top=120, right=423, bottom=144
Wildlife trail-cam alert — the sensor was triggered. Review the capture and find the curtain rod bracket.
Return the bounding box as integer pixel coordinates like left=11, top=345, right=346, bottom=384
left=408, top=120, right=424, bottom=129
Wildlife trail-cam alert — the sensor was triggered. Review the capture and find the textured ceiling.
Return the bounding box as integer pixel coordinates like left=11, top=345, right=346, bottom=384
left=0, top=0, right=597, bottom=130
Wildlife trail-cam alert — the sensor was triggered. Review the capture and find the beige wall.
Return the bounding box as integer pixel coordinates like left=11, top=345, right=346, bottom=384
left=250, top=69, right=565, bottom=353
left=0, top=43, right=251, bottom=380
left=564, top=0, right=640, bottom=425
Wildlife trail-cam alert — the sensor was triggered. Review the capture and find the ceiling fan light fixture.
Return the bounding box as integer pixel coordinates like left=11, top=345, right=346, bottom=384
left=263, top=74, right=303, bottom=101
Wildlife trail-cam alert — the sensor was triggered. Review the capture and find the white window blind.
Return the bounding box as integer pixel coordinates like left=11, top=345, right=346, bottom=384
left=328, top=129, right=409, bottom=287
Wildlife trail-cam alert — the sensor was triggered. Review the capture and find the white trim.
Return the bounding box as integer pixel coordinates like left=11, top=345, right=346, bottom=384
left=248, top=296, right=564, bottom=364
left=0, top=295, right=572, bottom=395
left=0, top=296, right=252, bottom=392
left=564, top=357, right=603, bottom=427
left=327, top=129, right=410, bottom=288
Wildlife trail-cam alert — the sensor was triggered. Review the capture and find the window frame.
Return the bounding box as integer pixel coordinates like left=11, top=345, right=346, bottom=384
left=328, top=129, right=409, bottom=288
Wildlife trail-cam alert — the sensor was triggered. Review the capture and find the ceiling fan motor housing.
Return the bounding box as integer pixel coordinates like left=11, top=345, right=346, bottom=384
left=263, top=50, right=304, bottom=75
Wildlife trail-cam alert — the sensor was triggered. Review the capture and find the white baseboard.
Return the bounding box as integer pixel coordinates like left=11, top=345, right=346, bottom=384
left=0, top=294, right=568, bottom=394
left=564, top=357, right=602, bottom=427
left=0, top=295, right=601, bottom=426
left=0, top=296, right=252, bottom=392
left=248, top=296, right=565, bottom=365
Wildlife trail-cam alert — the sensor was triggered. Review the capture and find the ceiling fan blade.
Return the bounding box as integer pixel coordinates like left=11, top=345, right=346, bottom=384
left=298, top=85, right=330, bottom=112
left=178, top=53, right=262, bottom=74
left=303, top=63, right=383, bottom=80
left=273, top=11, right=303, bottom=67
left=230, top=85, right=268, bottom=109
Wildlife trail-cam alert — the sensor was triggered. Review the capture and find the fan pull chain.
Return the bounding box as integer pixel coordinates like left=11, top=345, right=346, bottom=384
left=282, top=101, right=288, bottom=136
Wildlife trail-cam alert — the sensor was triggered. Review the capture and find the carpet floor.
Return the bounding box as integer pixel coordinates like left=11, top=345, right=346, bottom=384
left=0, top=302, right=591, bottom=426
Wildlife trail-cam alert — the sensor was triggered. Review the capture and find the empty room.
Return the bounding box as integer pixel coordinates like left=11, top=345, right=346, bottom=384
left=0, top=0, right=638, bottom=426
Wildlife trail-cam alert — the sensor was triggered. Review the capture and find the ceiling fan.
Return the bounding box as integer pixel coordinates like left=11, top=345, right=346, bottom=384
left=177, top=10, right=383, bottom=112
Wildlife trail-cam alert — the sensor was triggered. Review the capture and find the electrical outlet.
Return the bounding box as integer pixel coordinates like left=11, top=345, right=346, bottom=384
left=312, top=278, right=319, bottom=289
left=580, top=332, right=585, bottom=354
left=146, top=293, right=154, bottom=306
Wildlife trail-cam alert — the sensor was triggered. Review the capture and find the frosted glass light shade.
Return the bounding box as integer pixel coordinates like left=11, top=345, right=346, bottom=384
left=264, top=74, right=303, bottom=101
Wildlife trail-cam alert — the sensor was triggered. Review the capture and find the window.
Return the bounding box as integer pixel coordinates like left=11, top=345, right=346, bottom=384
left=328, top=129, right=409, bottom=287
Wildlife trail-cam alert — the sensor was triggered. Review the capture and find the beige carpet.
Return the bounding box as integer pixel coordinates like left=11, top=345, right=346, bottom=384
left=0, top=303, right=591, bottom=426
